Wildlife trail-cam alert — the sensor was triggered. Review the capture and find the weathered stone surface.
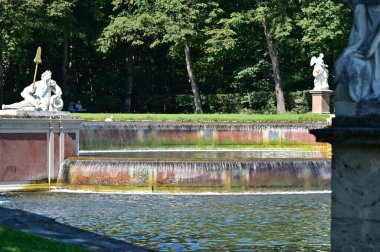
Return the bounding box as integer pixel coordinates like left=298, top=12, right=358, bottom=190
left=0, top=206, right=150, bottom=251
left=332, top=218, right=380, bottom=251
left=311, top=115, right=380, bottom=251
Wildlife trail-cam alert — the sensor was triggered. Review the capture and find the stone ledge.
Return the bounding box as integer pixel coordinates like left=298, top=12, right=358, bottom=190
left=310, top=127, right=380, bottom=145
left=310, top=115, right=380, bottom=144
left=309, top=89, right=333, bottom=95
left=0, top=109, right=71, bottom=117
left=0, top=118, right=83, bottom=133
left=332, top=115, right=380, bottom=128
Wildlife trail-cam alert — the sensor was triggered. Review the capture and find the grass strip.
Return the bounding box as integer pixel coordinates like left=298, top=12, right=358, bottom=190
left=0, top=225, right=90, bottom=252
left=73, top=113, right=329, bottom=123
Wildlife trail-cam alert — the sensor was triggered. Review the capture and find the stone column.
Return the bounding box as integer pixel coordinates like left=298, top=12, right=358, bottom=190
left=311, top=116, right=380, bottom=250
left=310, top=90, right=333, bottom=114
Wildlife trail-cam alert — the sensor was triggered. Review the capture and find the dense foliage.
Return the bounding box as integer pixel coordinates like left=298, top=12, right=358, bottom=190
left=0, top=0, right=351, bottom=113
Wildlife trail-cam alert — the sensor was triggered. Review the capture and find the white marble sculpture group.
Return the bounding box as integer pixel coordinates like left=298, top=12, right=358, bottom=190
left=310, top=53, right=329, bottom=90
left=2, top=70, right=63, bottom=112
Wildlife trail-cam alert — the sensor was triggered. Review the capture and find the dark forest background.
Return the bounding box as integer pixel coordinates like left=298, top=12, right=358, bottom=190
left=0, top=0, right=352, bottom=113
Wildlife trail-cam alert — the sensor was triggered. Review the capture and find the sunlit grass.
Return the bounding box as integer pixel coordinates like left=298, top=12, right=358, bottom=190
left=73, top=113, right=329, bottom=123
left=0, top=225, right=90, bottom=252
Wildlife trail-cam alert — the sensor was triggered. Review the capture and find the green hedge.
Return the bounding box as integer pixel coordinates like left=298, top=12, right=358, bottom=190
left=132, top=90, right=315, bottom=114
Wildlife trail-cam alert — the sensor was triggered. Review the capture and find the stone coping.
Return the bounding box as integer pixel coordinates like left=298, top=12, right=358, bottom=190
left=0, top=116, right=83, bottom=133
left=0, top=206, right=151, bottom=252
left=310, top=115, right=380, bottom=144
left=0, top=110, right=71, bottom=117
left=309, top=89, right=333, bottom=94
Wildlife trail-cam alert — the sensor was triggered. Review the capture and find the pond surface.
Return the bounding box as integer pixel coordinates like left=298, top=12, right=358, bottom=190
left=1, top=192, right=331, bottom=251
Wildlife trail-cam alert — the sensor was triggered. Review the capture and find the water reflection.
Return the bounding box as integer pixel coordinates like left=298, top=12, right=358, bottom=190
left=1, top=192, right=331, bottom=251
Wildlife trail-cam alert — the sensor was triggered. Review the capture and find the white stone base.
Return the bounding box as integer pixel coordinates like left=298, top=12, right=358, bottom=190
left=0, top=109, right=70, bottom=117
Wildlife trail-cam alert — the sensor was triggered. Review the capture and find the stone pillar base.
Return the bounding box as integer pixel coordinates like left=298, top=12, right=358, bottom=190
left=310, top=89, right=333, bottom=114
left=310, top=116, right=380, bottom=251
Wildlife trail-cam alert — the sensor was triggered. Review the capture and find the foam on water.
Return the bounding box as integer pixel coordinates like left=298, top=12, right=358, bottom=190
left=78, top=149, right=328, bottom=160
left=51, top=188, right=331, bottom=196
left=80, top=148, right=318, bottom=153
left=0, top=197, right=9, bottom=204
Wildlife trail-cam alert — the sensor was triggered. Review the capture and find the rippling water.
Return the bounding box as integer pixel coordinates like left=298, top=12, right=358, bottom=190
left=1, top=192, right=331, bottom=251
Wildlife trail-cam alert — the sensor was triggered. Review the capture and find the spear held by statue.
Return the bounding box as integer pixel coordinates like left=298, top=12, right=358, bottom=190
left=32, top=47, right=42, bottom=90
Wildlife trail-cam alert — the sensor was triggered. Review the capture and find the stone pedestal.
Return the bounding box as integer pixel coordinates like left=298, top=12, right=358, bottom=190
left=310, top=90, right=333, bottom=114
left=311, top=116, right=380, bottom=251
left=0, top=111, right=82, bottom=186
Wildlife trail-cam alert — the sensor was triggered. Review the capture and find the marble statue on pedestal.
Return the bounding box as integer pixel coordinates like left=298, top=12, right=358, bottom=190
left=310, top=53, right=329, bottom=90
left=335, top=1, right=380, bottom=103
left=2, top=70, right=63, bottom=112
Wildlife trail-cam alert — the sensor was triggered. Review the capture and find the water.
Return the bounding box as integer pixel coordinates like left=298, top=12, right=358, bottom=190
left=79, top=149, right=327, bottom=160
left=16, top=123, right=331, bottom=250
left=80, top=123, right=328, bottom=150
left=60, top=159, right=331, bottom=192
left=1, top=192, right=331, bottom=251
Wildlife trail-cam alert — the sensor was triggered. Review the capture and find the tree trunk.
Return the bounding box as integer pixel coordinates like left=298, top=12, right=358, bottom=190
left=0, top=55, right=3, bottom=108
left=61, top=32, right=69, bottom=99
left=262, top=17, right=286, bottom=113
left=124, top=45, right=133, bottom=113
left=183, top=36, right=203, bottom=114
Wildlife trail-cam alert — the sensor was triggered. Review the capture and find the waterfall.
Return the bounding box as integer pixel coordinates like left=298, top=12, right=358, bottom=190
left=71, top=122, right=331, bottom=192
left=80, top=122, right=329, bottom=150
left=58, top=159, right=331, bottom=192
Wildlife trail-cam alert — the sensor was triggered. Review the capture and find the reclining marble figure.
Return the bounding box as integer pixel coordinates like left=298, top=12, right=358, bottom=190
left=2, top=70, right=63, bottom=111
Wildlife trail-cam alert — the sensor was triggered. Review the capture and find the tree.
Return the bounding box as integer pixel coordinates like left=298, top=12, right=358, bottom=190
left=97, top=0, right=149, bottom=112
left=0, top=0, right=45, bottom=107
left=0, top=0, right=354, bottom=113
left=98, top=0, right=225, bottom=114
left=250, top=1, right=299, bottom=113
left=45, top=0, right=79, bottom=100
left=45, top=0, right=78, bottom=92
left=297, top=0, right=352, bottom=61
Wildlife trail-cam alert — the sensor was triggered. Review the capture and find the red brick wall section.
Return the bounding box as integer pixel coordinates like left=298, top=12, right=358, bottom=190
left=0, top=133, right=47, bottom=181
left=0, top=132, right=77, bottom=182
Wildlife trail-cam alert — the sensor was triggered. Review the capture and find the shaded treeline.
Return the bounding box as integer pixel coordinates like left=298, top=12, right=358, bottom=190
left=0, top=0, right=351, bottom=113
